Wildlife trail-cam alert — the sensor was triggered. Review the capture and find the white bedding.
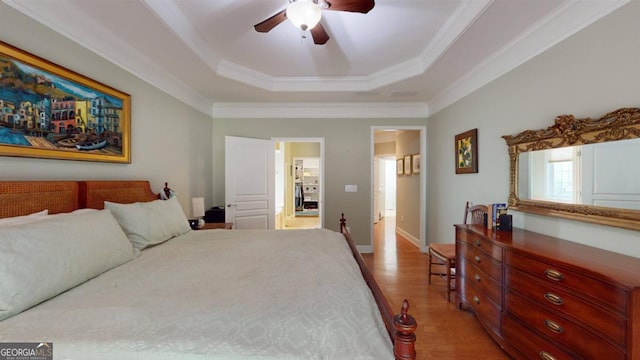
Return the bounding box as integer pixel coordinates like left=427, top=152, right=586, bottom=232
left=0, top=228, right=393, bottom=360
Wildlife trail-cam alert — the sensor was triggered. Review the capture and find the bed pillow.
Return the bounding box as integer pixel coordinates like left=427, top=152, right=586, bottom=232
left=0, top=209, right=136, bottom=321
left=104, top=196, right=191, bottom=250
left=0, top=209, right=48, bottom=227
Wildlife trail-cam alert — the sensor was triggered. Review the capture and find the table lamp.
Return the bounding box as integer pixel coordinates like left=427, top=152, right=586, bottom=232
left=191, top=197, right=205, bottom=229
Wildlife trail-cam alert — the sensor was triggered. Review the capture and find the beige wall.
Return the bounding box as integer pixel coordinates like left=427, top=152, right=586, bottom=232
left=0, top=3, right=214, bottom=217
left=427, top=1, right=640, bottom=257
left=375, top=141, right=396, bottom=156
left=212, top=118, right=426, bottom=245
left=395, top=131, right=421, bottom=244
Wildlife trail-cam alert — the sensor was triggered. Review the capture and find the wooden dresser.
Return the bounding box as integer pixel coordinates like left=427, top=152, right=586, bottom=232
left=455, top=224, right=640, bottom=360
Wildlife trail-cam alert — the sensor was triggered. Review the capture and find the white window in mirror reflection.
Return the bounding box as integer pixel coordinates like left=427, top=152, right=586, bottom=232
left=530, top=147, right=581, bottom=203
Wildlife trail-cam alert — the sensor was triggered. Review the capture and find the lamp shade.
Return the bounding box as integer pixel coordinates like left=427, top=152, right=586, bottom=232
left=287, top=0, right=321, bottom=31
left=191, top=197, right=205, bottom=218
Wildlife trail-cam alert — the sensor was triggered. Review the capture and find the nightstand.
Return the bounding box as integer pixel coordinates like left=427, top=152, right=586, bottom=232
left=199, top=222, right=233, bottom=230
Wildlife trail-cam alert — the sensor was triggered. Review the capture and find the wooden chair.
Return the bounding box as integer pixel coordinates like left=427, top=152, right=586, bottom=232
left=428, top=202, right=487, bottom=302
left=464, top=201, right=488, bottom=226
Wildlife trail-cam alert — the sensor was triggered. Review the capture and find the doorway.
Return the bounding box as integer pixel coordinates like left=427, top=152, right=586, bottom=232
left=371, top=127, right=426, bottom=252
left=377, top=156, right=397, bottom=220
left=273, top=138, right=324, bottom=230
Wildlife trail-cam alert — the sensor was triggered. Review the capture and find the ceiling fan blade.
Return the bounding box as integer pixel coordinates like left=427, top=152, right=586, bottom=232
left=324, top=0, right=375, bottom=13
left=311, top=23, right=330, bottom=45
left=254, top=9, right=287, bottom=33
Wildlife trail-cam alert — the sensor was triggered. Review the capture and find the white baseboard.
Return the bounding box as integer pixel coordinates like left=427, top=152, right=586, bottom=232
left=396, top=226, right=420, bottom=248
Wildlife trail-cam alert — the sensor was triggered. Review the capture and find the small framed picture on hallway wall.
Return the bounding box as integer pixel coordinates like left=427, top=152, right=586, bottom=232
left=412, top=154, right=421, bottom=174
left=403, top=155, right=411, bottom=175
left=396, top=158, right=404, bottom=175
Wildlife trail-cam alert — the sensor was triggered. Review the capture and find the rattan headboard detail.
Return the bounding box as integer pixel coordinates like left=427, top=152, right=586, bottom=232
left=0, top=181, right=80, bottom=218
left=0, top=180, right=160, bottom=219
left=80, top=181, right=159, bottom=209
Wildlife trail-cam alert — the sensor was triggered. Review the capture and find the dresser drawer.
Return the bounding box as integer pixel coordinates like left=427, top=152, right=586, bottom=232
left=502, top=313, right=578, bottom=360
left=505, top=289, right=625, bottom=360
left=505, top=266, right=626, bottom=345
left=459, top=259, right=502, bottom=305
left=457, top=229, right=502, bottom=261
left=458, top=241, right=503, bottom=283
left=505, top=250, right=627, bottom=314
left=460, top=276, right=501, bottom=334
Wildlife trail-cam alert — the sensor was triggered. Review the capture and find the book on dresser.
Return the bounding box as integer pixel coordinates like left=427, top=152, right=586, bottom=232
left=487, top=203, right=507, bottom=229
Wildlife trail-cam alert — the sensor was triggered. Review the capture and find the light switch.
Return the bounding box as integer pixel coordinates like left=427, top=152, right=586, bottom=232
left=345, top=185, right=358, bottom=192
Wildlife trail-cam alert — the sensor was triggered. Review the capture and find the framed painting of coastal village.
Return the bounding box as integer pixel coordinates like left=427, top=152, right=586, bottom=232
left=0, top=41, right=130, bottom=163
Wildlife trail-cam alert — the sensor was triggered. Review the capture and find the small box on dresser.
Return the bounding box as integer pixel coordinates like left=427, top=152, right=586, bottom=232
left=455, top=224, right=640, bottom=360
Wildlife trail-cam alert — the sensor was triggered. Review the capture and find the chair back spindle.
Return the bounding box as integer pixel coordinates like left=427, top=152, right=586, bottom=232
left=464, top=201, right=487, bottom=225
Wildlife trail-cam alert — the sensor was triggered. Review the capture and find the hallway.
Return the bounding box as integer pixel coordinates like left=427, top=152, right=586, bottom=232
left=363, top=215, right=508, bottom=359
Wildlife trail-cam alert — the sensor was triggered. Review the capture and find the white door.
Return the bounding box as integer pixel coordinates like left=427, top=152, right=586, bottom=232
left=225, top=136, right=275, bottom=229
left=373, top=157, right=379, bottom=223
left=378, top=158, right=387, bottom=219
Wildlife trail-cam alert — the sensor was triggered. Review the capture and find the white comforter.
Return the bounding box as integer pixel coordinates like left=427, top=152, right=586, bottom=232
left=0, top=229, right=393, bottom=360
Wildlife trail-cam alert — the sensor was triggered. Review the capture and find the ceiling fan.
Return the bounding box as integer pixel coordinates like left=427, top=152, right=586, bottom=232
left=254, top=0, right=375, bottom=45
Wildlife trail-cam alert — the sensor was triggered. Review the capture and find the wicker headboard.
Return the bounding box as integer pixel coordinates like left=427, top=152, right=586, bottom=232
left=0, top=180, right=159, bottom=219
left=80, top=181, right=158, bottom=209
left=0, top=181, right=80, bottom=218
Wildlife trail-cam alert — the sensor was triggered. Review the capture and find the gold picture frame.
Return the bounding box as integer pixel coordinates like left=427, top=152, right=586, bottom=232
left=0, top=41, right=131, bottom=163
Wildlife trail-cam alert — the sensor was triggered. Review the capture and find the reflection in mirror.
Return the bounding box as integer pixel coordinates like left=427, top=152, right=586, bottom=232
left=503, top=108, right=640, bottom=230
left=518, top=138, right=640, bottom=210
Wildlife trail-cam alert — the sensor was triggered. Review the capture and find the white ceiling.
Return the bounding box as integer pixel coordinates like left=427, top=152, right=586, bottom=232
left=3, top=0, right=628, bottom=118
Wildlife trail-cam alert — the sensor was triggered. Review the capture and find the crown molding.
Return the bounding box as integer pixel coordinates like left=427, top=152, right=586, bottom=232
left=3, top=0, right=629, bottom=120
left=2, top=0, right=213, bottom=116
left=427, top=0, right=630, bottom=115
left=144, top=0, right=491, bottom=93
left=212, top=102, right=429, bottom=119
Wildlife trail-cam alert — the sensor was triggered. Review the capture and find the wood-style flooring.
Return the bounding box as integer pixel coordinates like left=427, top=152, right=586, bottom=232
left=363, top=215, right=509, bottom=360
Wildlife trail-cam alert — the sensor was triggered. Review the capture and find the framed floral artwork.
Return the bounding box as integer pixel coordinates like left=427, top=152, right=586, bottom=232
left=455, top=128, right=478, bottom=174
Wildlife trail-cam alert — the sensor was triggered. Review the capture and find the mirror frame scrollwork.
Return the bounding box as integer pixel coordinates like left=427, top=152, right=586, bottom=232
left=502, top=108, right=640, bottom=230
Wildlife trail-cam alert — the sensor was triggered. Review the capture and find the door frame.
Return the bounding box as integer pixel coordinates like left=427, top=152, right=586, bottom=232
left=370, top=126, right=427, bottom=252
left=272, top=137, right=325, bottom=229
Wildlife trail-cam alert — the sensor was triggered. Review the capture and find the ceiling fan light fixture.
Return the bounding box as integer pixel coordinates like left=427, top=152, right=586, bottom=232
left=287, top=0, right=322, bottom=31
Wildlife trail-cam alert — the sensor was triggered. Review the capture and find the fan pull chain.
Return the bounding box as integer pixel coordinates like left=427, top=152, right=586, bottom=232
left=300, top=29, right=307, bottom=44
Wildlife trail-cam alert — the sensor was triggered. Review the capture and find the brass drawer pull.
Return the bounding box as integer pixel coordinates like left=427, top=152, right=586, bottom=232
left=544, top=319, right=565, bottom=334
left=544, top=269, right=565, bottom=282
left=474, top=255, right=481, bottom=264
left=474, top=274, right=481, bottom=282
left=544, top=292, right=564, bottom=306
left=473, top=239, right=481, bottom=247
left=472, top=296, right=480, bottom=305
left=539, top=351, right=557, bottom=360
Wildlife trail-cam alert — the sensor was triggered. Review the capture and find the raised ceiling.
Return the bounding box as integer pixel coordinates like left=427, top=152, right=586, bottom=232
left=2, top=0, right=628, bottom=118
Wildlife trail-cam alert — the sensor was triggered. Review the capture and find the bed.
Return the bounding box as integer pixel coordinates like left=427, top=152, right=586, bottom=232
left=0, top=180, right=416, bottom=359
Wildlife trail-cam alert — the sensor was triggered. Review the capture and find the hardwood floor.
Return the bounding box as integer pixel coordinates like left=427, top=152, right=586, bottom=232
left=363, top=215, right=509, bottom=359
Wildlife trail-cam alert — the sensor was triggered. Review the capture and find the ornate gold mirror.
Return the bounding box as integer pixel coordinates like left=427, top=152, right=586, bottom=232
left=502, top=108, right=640, bottom=230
